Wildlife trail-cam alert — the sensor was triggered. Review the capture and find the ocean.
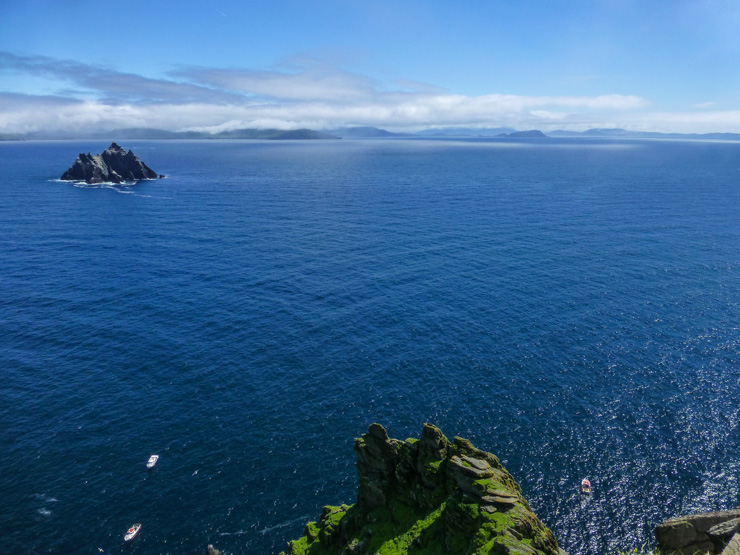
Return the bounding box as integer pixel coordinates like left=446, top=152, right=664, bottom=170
left=0, top=137, right=738, bottom=554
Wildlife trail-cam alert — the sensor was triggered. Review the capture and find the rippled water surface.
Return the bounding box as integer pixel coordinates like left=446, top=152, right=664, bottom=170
left=1, top=138, right=738, bottom=554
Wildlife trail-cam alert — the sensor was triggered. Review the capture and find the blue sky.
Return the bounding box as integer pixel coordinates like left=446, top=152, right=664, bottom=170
left=1, top=0, right=740, bottom=133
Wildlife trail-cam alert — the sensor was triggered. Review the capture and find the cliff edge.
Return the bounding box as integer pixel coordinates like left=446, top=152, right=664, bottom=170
left=281, top=423, right=565, bottom=555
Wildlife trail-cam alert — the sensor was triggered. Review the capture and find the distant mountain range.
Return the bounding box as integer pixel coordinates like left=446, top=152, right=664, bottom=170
left=2, top=126, right=740, bottom=141
left=328, top=126, right=407, bottom=138
left=414, top=127, right=517, bottom=137
left=497, top=130, right=547, bottom=138
left=410, top=127, right=740, bottom=140
left=0, top=128, right=340, bottom=141
left=547, top=128, right=740, bottom=140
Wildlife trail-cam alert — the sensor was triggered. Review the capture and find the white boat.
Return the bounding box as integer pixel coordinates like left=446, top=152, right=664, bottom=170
left=146, top=454, right=159, bottom=469
left=580, top=478, right=592, bottom=494
left=124, top=523, right=141, bottom=542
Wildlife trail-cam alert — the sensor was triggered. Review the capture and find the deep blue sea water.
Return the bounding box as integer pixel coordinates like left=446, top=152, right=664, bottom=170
left=1, top=137, right=738, bottom=555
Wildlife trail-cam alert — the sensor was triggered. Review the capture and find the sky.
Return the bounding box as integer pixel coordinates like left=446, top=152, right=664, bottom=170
left=1, top=0, right=740, bottom=134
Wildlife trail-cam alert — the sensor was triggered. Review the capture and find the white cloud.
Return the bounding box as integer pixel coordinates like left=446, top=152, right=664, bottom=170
left=529, top=110, right=568, bottom=121
left=630, top=110, right=740, bottom=133
left=0, top=51, right=738, bottom=134
left=173, top=66, right=379, bottom=102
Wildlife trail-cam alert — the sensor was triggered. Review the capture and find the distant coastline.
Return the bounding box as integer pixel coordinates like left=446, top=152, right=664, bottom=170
left=3, top=126, right=740, bottom=142
left=0, top=128, right=340, bottom=142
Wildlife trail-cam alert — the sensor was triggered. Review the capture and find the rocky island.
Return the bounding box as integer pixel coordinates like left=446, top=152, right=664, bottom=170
left=280, top=423, right=565, bottom=555
left=60, top=142, right=162, bottom=184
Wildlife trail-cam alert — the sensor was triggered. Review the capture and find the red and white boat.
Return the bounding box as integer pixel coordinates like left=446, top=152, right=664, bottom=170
left=124, top=523, right=141, bottom=542
left=146, top=454, right=159, bottom=469
left=580, top=478, right=592, bottom=494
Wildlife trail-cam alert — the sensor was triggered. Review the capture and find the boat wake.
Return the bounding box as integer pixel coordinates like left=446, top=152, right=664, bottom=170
left=258, top=516, right=311, bottom=535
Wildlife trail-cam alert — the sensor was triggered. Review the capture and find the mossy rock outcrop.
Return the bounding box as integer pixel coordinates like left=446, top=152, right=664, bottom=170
left=281, top=423, right=566, bottom=555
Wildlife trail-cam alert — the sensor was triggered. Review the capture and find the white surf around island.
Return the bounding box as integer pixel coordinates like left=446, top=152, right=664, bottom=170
left=51, top=178, right=157, bottom=196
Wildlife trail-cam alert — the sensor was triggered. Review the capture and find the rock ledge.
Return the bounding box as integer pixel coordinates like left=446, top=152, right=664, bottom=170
left=656, top=510, right=740, bottom=555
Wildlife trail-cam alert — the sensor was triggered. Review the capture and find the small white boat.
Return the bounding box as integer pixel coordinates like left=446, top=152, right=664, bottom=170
left=146, top=454, right=159, bottom=469
left=124, top=523, right=141, bottom=542
left=580, top=478, right=592, bottom=494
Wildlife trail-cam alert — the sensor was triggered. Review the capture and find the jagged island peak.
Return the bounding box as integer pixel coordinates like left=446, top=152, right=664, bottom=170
left=60, top=142, right=163, bottom=185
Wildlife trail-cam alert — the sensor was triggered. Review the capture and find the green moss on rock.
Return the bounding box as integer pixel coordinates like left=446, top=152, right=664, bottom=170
left=280, top=424, right=566, bottom=555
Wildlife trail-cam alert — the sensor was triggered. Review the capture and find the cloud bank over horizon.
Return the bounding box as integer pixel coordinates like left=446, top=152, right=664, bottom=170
left=1, top=51, right=739, bottom=135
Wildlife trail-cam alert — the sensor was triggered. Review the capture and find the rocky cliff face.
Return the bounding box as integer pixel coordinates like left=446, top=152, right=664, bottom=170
left=281, top=423, right=565, bottom=555
left=61, top=142, right=160, bottom=184
left=655, top=509, right=740, bottom=555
